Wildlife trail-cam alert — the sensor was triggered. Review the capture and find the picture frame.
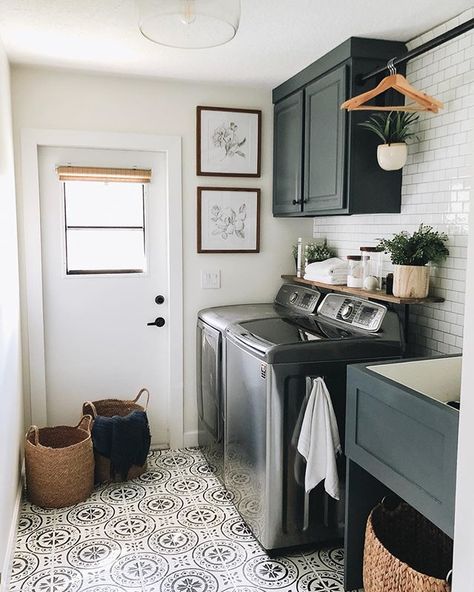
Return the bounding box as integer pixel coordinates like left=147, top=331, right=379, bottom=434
left=196, top=106, right=262, bottom=177
left=197, top=187, right=261, bottom=253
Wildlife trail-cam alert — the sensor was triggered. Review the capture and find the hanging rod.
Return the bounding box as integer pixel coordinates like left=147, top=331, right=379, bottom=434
left=358, top=17, right=474, bottom=85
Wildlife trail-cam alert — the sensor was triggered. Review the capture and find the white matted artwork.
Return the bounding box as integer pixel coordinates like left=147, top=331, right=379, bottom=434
left=196, top=106, right=262, bottom=177
left=197, top=187, right=260, bottom=253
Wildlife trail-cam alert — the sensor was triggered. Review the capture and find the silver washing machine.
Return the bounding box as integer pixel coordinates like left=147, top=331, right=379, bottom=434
left=225, top=285, right=403, bottom=552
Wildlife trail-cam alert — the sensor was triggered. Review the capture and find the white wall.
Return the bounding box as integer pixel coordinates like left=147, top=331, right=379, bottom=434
left=452, top=94, right=474, bottom=592
left=0, top=41, right=23, bottom=581
left=313, top=8, right=474, bottom=357
left=10, top=66, right=312, bottom=442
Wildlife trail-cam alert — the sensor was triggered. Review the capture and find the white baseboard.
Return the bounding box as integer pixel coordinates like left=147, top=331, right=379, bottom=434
left=0, top=480, right=22, bottom=592
left=150, top=431, right=199, bottom=450
left=183, top=430, right=198, bottom=448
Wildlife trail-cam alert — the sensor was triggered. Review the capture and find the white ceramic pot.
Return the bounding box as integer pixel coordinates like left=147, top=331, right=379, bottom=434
left=393, top=264, right=430, bottom=299
left=377, top=143, right=408, bottom=171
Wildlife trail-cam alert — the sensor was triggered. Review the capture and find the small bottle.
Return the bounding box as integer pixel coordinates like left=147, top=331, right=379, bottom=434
left=347, top=256, right=363, bottom=288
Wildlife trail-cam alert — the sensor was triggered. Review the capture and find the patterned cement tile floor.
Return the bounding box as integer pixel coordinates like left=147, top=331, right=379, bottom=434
left=9, top=448, right=347, bottom=592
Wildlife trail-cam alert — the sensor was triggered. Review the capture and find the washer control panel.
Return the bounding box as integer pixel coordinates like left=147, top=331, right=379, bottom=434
left=318, top=294, right=386, bottom=332
left=275, top=284, right=321, bottom=313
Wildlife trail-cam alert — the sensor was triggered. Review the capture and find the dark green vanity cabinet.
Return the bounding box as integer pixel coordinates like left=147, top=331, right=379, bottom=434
left=272, top=37, right=407, bottom=217
left=344, top=357, right=460, bottom=591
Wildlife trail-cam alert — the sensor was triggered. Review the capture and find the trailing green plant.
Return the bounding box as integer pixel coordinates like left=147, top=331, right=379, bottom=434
left=358, top=111, right=419, bottom=145
left=377, top=224, right=449, bottom=266
left=292, top=240, right=335, bottom=262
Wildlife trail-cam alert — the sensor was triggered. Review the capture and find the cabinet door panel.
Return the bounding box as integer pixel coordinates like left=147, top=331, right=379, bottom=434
left=273, top=91, right=304, bottom=215
left=304, top=66, right=347, bottom=213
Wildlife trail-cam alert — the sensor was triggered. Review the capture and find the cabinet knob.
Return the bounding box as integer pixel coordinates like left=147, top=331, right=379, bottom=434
left=292, top=199, right=301, bottom=205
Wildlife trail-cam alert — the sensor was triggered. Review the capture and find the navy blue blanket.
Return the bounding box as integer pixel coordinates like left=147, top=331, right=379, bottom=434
left=92, top=410, right=151, bottom=480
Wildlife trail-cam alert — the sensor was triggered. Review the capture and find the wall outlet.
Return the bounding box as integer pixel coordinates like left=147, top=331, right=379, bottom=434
left=201, top=270, right=221, bottom=289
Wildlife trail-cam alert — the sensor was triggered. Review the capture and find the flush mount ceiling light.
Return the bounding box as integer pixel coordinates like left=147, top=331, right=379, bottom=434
left=137, top=0, right=241, bottom=49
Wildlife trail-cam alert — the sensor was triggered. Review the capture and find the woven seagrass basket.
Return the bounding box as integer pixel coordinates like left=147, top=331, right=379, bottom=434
left=363, top=501, right=453, bottom=592
left=25, top=415, right=94, bottom=509
left=82, top=388, right=150, bottom=483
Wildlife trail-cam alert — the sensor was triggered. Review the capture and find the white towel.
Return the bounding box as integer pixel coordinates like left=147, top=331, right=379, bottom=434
left=297, top=377, right=341, bottom=500
left=303, top=273, right=347, bottom=285
left=305, top=257, right=347, bottom=276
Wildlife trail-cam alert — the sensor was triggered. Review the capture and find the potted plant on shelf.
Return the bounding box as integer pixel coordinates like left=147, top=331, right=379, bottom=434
left=358, top=111, right=419, bottom=171
left=292, top=240, right=335, bottom=270
left=377, top=224, right=449, bottom=298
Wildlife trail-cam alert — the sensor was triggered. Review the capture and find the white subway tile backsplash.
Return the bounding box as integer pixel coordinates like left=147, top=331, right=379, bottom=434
left=313, top=10, right=473, bottom=356
left=464, top=44, right=474, bottom=60
left=439, top=342, right=452, bottom=354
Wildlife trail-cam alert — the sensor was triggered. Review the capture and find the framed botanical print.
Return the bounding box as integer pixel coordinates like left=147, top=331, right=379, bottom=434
left=196, top=106, right=262, bottom=177
left=197, top=187, right=261, bottom=253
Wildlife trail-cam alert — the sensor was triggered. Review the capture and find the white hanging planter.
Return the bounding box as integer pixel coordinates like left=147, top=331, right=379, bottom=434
left=377, top=142, right=408, bottom=171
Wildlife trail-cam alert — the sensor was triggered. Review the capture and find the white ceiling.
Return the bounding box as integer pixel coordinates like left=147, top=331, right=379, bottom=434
left=0, top=1, right=471, bottom=87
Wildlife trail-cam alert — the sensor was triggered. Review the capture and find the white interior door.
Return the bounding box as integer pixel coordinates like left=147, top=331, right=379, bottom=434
left=38, top=146, right=169, bottom=446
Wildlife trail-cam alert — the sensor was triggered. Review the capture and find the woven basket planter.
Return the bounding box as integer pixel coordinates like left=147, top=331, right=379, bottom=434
left=363, top=502, right=453, bottom=592
left=25, top=415, right=94, bottom=509
left=82, top=388, right=150, bottom=483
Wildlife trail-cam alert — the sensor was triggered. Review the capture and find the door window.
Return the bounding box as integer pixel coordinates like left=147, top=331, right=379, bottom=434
left=63, top=181, right=146, bottom=275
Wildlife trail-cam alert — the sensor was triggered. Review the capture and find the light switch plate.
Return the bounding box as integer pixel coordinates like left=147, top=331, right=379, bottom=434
left=201, top=270, right=221, bottom=289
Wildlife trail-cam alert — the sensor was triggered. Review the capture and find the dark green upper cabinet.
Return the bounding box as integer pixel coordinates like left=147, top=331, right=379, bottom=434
left=272, top=37, right=407, bottom=217
left=273, top=91, right=304, bottom=215
left=304, top=65, right=347, bottom=214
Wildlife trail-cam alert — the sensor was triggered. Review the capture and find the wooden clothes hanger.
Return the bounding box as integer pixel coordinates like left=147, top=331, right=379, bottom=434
left=341, top=60, right=444, bottom=113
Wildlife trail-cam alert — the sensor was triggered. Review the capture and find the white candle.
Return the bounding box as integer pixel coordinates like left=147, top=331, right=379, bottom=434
left=296, top=237, right=303, bottom=278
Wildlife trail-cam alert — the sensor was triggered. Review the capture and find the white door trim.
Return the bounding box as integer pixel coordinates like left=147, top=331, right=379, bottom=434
left=20, top=129, right=184, bottom=449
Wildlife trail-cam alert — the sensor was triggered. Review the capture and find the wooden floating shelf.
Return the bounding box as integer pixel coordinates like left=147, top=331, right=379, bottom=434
left=281, top=275, right=445, bottom=306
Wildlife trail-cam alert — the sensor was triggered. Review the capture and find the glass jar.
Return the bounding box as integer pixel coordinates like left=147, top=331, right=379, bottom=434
left=360, top=246, right=384, bottom=291
left=347, top=256, right=363, bottom=288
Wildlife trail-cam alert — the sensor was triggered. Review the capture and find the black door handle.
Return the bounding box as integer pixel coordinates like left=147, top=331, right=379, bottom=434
left=155, top=295, right=165, bottom=304
left=147, top=317, right=166, bottom=327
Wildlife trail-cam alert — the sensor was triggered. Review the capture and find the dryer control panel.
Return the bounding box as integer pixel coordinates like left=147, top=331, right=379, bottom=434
left=318, top=294, right=386, bottom=332
left=274, top=284, right=321, bottom=313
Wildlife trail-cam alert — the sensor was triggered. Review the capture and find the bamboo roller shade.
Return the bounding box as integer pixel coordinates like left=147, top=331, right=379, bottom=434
left=56, top=166, right=152, bottom=183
